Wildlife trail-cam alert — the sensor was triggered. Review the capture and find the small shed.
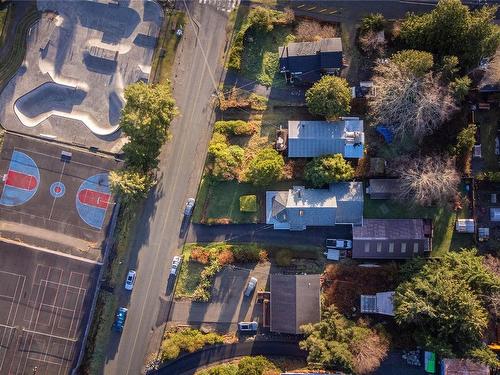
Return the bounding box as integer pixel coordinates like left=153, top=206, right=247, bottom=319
left=490, top=208, right=500, bottom=221
left=456, top=219, right=475, bottom=233
left=360, top=291, right=395, bottom=316
left=366, top=179, right=401, bottom=199
left=479, top=227, right=490, bottom=241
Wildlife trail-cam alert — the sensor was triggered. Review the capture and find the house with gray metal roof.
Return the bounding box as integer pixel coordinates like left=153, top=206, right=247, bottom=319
left=278, top=38, right=343, bottom=84
left=270, top=274, right=321, bottom=335
left=288, top=119, right=364, bottom=159
left=266, top=182, right=364, bottom=230
left=352, top=219, right=433, bottom=259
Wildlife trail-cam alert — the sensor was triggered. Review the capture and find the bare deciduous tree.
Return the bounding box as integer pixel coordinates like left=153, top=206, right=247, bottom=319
left=295, top=20, right=337, bottom=42
left=359, top=30, right=387, bottom=57
left=351, top=325, right=389, bottom=375
left=370, top=61, right=457, bottom=141
left=397, top=156, right=460, bottom=206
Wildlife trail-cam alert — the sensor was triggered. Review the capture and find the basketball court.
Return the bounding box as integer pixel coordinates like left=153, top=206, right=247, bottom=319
left=0, top=133, right=121, bottom=243
left=0, top=240, right=100, bottom=375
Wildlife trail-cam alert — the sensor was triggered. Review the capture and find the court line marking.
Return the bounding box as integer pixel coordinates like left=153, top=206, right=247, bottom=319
left=59, top=272, right=85, bottom=375
left=0, top=272, right=24, bottom=371
left=48, top=161, right=67, bottom=221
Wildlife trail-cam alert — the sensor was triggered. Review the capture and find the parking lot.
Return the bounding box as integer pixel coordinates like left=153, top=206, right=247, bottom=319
left=170, top=263, right=271, bottom=331
left=0, top=240, right=100, bottom=375
left=0, top=133, right=120, bottom=245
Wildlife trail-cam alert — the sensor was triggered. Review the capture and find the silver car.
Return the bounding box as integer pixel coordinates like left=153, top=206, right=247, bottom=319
left=184, top=198, right=195, bottom=216
left=244, top=277, right=257, bottom=297
left=238, top=321, right=258, bottom=332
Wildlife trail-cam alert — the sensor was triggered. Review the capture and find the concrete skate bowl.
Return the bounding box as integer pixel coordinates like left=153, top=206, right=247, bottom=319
left=14, top=81, right=120, bottom=136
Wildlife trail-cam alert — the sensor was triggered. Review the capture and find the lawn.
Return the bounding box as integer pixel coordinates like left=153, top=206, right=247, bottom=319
left=151, top=10, right=186, bottom=84
left=477, top=108, right=500, bottom=171
left=175, top=245, right=205, bottom=298
left=364, top=194, right=473, bottom=255
left=241, top=24, right=294, bottom=86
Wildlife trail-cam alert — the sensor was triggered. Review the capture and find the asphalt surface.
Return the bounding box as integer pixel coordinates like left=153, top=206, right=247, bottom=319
left=0, top=240, right=100, bottom=375
left=187, top=223, right=352, bottom=246
left=152, top=341, right=307, bottom=375
left=151, top=341, right=427, bottom=375
left=102, top=2, right=230, bottom=374
left=0, top=133, right=120, bottom=244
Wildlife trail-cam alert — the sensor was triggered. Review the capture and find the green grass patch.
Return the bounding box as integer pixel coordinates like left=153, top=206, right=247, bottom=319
left=205, top=180, right=261, bottom=224
left=364, top=195, right=472, bottom=256
left=175, top=245, right=205, bottom=298
left=151, top=10, right=186, bottom=83
left=477, top=108, right=500, bottom=171
left=241, top=25, right=294, bottom=86
left=239, top=195, right=257, bottom=212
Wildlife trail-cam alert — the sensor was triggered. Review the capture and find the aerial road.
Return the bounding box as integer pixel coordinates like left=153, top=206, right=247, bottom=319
left=103, top=1, right=230, bottom=374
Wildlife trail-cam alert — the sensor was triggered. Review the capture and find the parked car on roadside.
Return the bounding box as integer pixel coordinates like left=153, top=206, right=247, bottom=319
left=325, top=238, right=352, bottom=249
left=184, top=198, right=195, bottom=216
left=124, top=270, right=136, bottom=291
left=244, top=277, right=257, bottom=297
left=170, top=255, right=182, bottom=276
left=113, top=307, right=128, bottom=332
left=238, top=321, right=258, bottom=332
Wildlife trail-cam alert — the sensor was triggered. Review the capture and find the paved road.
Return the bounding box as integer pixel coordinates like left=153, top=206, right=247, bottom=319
left=151, top=341, right=427, bottom=375
left=103, top=2, right=230, bottom=374
left=152, top=341, right=307, bottom=375
left=187, top=223, right=352, bottom=246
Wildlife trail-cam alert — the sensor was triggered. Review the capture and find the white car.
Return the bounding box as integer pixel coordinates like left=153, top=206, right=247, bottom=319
left=124, top=270, right=136, bottom=291
left=325, top=239, right=352, bottom=249
left=244, top=277, right=257, bottom=297
left=170, top=256, right=182, bottom=276
left=238, top=321, right=258, bottom=332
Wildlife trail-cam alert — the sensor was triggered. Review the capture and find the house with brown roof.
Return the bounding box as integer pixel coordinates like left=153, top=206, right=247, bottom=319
left=352, top=219, right=433, bottom=259
left=270, top=274, right=321, bottom=335
left=441, top=359, right=490, bottom=375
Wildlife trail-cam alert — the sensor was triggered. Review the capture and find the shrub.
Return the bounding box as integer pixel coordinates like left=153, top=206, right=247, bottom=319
left=190, top=247, right=211, bottom=264
left=450, top=75, right=471, bottom=101
left=214, top=120, right=257, bottom=136
left=306, top=75, right=351, bottom=121
left=360, top=13, right=386, bottom=33
left=392, top=49, right=434, bottom=76
left=160, top=329, right=224, bottom=362
left=275, top=249, right=293, bottom=267
left=246, top=148, right=284, bottom=186
left=258, top=250, right=269, bottom=263
left=232, top=244, right=261, bottom=263
left=237, top=356, right=280, bottom=375
left=240, top=195, right=257, bottom=212
left=304, top=154, right=355, bottom=187
left=218, top=249, right=235, bottom=266
left=208, top=133, right=245, bottom=181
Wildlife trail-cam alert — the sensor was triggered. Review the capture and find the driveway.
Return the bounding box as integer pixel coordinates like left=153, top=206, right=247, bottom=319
left=103, top=2, right=231, bottom=374
left=187, top=223, right=352, bottom=246
left=170, top=263, right=270, bottom=331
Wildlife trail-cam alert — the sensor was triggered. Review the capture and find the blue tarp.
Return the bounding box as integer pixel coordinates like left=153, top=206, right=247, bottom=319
left=376, top=126, right=394, bottom=144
